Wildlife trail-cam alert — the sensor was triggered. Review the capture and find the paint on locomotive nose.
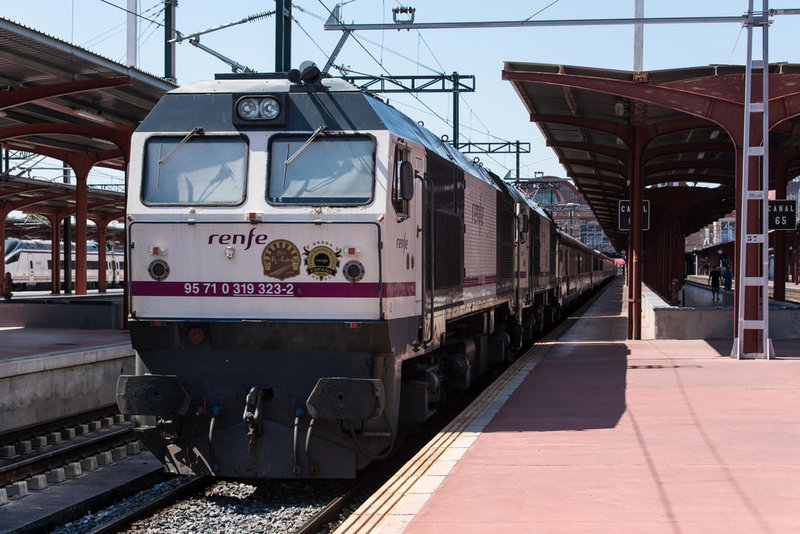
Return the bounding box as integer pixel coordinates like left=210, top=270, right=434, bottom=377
left=396, top=233, right=408, bottom=251
left=207, top=227, right=269, bottom=251
left=261, top=239, right=301, bottom=280
left=303, top=242, right=342, bottom=281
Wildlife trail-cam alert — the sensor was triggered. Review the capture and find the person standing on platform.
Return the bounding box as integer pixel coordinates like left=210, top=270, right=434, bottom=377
left=723, top=265, right=733, bottom=292
left=708, top=265, right=722, bottom=301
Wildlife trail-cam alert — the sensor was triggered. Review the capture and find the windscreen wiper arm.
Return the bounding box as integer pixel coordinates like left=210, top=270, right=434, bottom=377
left=158, top=127, right=205, bottom=165
left=283, top=125, right=327, bottom=187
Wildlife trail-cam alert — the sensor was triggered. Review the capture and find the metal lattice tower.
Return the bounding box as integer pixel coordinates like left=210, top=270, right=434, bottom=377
left=734, top=0, right=773, bottom=359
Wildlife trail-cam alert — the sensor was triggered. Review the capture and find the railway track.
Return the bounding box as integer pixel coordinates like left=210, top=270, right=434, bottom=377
left=86, top=475, right=213, bottom=534
left=0, top=405, right=137, bottom=488
left=686, top=275, right=800, bottom=302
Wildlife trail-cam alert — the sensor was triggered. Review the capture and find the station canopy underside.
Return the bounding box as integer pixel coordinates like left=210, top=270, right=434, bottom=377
left=0, top=17, right=173, bottom=232
left=0, top=17, right=173, bottom=167
left=502, top=62, right=800, bottom=252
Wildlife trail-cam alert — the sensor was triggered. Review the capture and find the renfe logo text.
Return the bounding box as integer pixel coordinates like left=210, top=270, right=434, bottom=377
left=208, top=228, right=269, bottom=250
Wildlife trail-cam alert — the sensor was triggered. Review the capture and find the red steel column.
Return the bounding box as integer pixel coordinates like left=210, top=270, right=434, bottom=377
left=0, top=206, right=9, bottom=275
left=630, top=127, right=643, bottom=340
left=733, top=148, right=742, bottom=337
left=0, top=218, right=5, bottom=276
left=96, top=221, right=108, bottom=293
left=49, top=217, right=61, bottom=293
left=773, top=152, right=787, bottom=302
left=744, top=155, right=761, bottom=352
left=75, top=172, right=88, bottom=295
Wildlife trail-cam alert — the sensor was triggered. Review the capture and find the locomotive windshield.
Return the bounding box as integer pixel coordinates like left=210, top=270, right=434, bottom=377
left=142, top=136, right=248, bottom=205
left=268, top=134, right=374, bottom=205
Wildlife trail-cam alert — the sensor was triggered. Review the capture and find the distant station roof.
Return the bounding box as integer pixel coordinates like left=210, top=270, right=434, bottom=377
left=1, top=175, right=125, bottom=240
left=503, top=62, right=800, bottom=251
left=1, top=175, right=124, bottom=220
left=0, top=17, right=174, bottom=171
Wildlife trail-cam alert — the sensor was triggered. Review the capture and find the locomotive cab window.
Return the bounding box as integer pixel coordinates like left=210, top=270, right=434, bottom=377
left=142, top=135, right=248, bottom=205
left=392, top=146, right=411, bottom=218
left=268, top=134, right=375, bottom=205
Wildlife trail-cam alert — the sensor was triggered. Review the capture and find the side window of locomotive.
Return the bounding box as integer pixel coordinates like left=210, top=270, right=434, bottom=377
left=142, top=136, right=248, bottom=205
left=392, top=146, right=410, bottom=219
left=267, top=134, right=375, bottom=205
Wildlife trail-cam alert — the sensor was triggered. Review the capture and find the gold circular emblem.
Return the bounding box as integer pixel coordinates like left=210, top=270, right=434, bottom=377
left=262, top=239, right=301, bottom=280
left=303, top=244, right=342, bottom=281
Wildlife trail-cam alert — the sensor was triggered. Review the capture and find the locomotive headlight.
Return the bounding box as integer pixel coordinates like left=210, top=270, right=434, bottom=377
left=236, top=96, right=281, bottom=120
left=343, top=260, right=365, bottom=283
left=236, top=97, right=260, bottom=120
left=259, top=97, right=280, bottom=119
left=148, top=259, right=170, bottom=281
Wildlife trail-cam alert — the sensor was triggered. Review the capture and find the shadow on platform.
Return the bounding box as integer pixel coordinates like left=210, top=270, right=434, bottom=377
left=486, top=342, right=629, bottom=433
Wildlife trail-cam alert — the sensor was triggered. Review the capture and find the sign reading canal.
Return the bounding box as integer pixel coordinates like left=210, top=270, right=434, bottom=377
left=618, top=200, right=650, bottom=231
left=768, top=200, right=797, bottom=230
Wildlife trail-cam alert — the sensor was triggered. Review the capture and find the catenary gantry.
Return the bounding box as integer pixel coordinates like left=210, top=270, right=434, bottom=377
left=503, top=62, right=800, bottom=342
left=0, top=17, right=174, bottom=294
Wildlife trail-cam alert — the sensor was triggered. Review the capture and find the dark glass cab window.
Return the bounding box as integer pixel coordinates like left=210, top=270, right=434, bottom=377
left=392, top=145, right=410, bottom=218
left=142, top=136, right=248, bottom=205
left=268, top=134, right=375, bottom=205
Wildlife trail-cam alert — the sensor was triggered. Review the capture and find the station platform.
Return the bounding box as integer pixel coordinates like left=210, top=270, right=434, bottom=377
left=0, top=327, right=133, bottom=432
left=338, top=277, right=800, bottom=533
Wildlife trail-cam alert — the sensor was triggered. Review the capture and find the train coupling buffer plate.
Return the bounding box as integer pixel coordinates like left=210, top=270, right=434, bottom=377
left=117, top=375, right=191, bottom=417
left=306, top=378, right=385, bottom=420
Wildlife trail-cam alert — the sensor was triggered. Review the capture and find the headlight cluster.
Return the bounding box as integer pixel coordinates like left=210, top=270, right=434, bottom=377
left=236, top=96, right=281, bottom=121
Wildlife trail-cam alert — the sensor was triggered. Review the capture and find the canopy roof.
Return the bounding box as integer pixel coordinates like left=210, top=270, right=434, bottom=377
left=503, top=62, right=800, bottom=251
left=0, top=17, right=174, bottom=171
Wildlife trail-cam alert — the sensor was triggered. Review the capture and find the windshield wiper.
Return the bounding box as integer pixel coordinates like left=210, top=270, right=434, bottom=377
left=283, top=125, right=326, bottom=187
left=158, top=127, right=205, bottom=165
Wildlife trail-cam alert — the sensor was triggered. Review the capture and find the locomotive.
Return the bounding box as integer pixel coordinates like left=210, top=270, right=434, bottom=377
left=116, top=65, right=614, bottom=479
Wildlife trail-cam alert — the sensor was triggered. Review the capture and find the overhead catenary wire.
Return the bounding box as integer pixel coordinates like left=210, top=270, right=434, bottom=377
left=83, top=0, right=161, bottom=49
left=98, top=0, right=165, bottom=29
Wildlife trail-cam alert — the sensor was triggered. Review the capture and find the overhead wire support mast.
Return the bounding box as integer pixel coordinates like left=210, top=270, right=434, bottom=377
left=456, top=141, right=531, bottom=179
left=341, top=73, right=474, bottom=94
left=735, top=1, right=774, bottom=359
left=337, top=72, right=475, bottom=149
left=323, top=6, right=756, bottom=32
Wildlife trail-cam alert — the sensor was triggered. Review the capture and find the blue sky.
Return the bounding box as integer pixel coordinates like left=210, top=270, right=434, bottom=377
left=4, top=1, right=799, bottom=181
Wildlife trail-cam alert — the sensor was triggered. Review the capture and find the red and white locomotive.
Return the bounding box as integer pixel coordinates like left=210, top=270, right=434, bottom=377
left=117, top=66, right=614, bottom=478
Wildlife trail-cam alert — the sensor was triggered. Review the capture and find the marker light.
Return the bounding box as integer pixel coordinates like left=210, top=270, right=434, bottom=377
left=147, top=259, right=170, bottom=281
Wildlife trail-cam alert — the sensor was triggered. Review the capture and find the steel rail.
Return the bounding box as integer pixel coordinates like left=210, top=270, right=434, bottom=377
left=0, top=426, right=135, bottom=485
left=86, top=476, right=212, bottom=534
left=0, top=404, right=118, bottom=445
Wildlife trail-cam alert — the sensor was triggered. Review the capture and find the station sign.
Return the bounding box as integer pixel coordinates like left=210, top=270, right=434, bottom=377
left=618, top=200, right=650, bottom=231
left=768, top=200, right=797, bottom=230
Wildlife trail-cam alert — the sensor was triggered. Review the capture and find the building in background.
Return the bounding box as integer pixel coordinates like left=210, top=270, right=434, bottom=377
left=510, top=174, right=614, bottom=254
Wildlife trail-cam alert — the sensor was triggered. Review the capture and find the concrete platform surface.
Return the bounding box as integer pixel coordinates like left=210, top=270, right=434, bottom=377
left=0, top=327, right=133, bottom=432
left=0, top=327, right=130, bottom=362
left=345, top=278, right=800, bottom=533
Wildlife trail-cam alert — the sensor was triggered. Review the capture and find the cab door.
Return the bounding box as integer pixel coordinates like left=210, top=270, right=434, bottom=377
left=391, top=142, right=430, bottom=344
left=412, top=152, right=431, bottom=344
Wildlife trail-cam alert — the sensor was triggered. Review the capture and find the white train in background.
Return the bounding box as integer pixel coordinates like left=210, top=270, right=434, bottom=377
left=3, top=238, right=124, bottom=290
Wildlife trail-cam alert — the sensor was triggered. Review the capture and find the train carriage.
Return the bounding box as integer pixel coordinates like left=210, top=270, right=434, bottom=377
left=4, top=238, right=123, bottom=290
left=117, top=67, right=614, bottom=479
